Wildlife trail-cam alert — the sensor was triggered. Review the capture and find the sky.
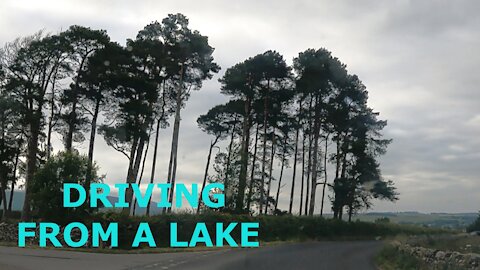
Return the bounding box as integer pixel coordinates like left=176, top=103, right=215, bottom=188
left=1, top=0, right=479, bottom=213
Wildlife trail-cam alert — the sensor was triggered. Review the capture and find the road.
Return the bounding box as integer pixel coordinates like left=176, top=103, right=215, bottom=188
left=0, top=241, right=382, bottom=270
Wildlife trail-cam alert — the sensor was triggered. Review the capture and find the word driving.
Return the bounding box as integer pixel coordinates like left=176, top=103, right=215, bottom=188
left=64, top=183, right=224, bottom=208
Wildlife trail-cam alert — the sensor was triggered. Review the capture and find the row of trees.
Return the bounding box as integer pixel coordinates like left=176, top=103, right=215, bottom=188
left=0, top=13, right=396, bottom=221
left=198, top=49, right=398, bottom=220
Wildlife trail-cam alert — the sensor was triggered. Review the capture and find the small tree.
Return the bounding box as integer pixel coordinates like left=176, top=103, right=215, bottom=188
left=30, top=151, right=100, bottom=222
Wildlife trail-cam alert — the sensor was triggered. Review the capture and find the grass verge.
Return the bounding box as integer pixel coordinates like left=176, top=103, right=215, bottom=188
left=375, top=244, right=426, bottom=270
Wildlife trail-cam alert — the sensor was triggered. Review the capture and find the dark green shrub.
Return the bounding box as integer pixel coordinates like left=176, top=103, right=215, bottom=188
left=30, top=151, right=100, bottom=223
left=0, top=210, right=21, bottom=219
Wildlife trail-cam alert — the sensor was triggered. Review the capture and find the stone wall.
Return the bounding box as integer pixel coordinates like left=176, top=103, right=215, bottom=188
left=394, top=242, right=480, bottom=270
left=0, top=222, right=17, bottom=242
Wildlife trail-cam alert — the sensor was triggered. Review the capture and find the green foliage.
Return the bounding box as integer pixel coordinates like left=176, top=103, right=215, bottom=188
left=30, top=151, right=100, bottom=222
left=467, top=213, right=480, bottom=232
left=57, top=25, right=111, bottom=148
left=197, top=101, right=243, bottom=140
left=375, top=245, right=426, bottom=270
left=375, top=217, right=391, bottom=224
left=0, top=210, right=21, bottom=219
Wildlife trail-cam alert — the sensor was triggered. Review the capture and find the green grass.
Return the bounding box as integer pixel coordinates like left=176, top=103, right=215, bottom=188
left=375, top=244, right=426, bottom=270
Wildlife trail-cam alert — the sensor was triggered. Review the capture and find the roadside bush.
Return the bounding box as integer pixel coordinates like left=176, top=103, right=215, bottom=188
left=30, top=151, right=100, bottom=223
left=0, top=210, right=21, bottom=220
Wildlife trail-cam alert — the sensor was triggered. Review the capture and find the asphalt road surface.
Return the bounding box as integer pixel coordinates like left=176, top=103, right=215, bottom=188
left=0, top=241, right=382, bottom=270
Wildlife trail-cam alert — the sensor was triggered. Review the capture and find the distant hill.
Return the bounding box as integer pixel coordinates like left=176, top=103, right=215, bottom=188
left=348, top=212, right=478, bottom=229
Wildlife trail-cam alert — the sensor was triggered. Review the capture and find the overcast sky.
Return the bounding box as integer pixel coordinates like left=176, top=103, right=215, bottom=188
left=1, top=0, right=479, bottom=213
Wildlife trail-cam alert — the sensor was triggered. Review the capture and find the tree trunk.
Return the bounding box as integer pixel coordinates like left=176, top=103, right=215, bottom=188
left=166, top=85, right=183, bottom=213
left=165, top=142, right=175, bottom=214
left=235, top=97, right=251, bottom=212
left=275, top=137, right=287, bottom=212
left=123, top=136, right=146, bottom=214
left=121, top=137, right=139, bottom=214
left=308, top=98, right=321, bottom=216
left=146, top=119, right=161, bottom=216
left=304, top=99, right=314, bottom=215
left=264, top=133, right=276, bottom=214
left=332, top=133, right=348, bottom=219
left=165, top=66, right=185, bottom=214
left=340, top=141, right=347, bottom=180
left=8, top=147, right=20, bottom=213
left=65, top=98, right=77, bottom=151
left=133, top=129, right=151, bottom=216
left=246, top=124, right=259, bottom=211
left=289, top=105, right=301, bottom=214
left=259, top=95, right=269, bottom=214
left=304, top=125, right=313, bottom=216
left=46, top=86, right=56, bottom=158
left=45, top=69, right=59, bottom=159
left=320, top=135, right=329, bottom=217
left=299, top=131, right=306, bottom=215
left=223, top=123, right=236, bottom=206
left=333, top=139, right=341, bottom=219
left=335, top=134, right=348, bottom=220
left=46, top=105, right=54, bottom=158
left=21, top=114, right=41, bottom=221
left=65, top=56, right=89, bottom=152
left=0, top=182, right=7, bottom=221
left=85, top=98, right=101, bottom=202
left=197, top=137, right=219, bottom=214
